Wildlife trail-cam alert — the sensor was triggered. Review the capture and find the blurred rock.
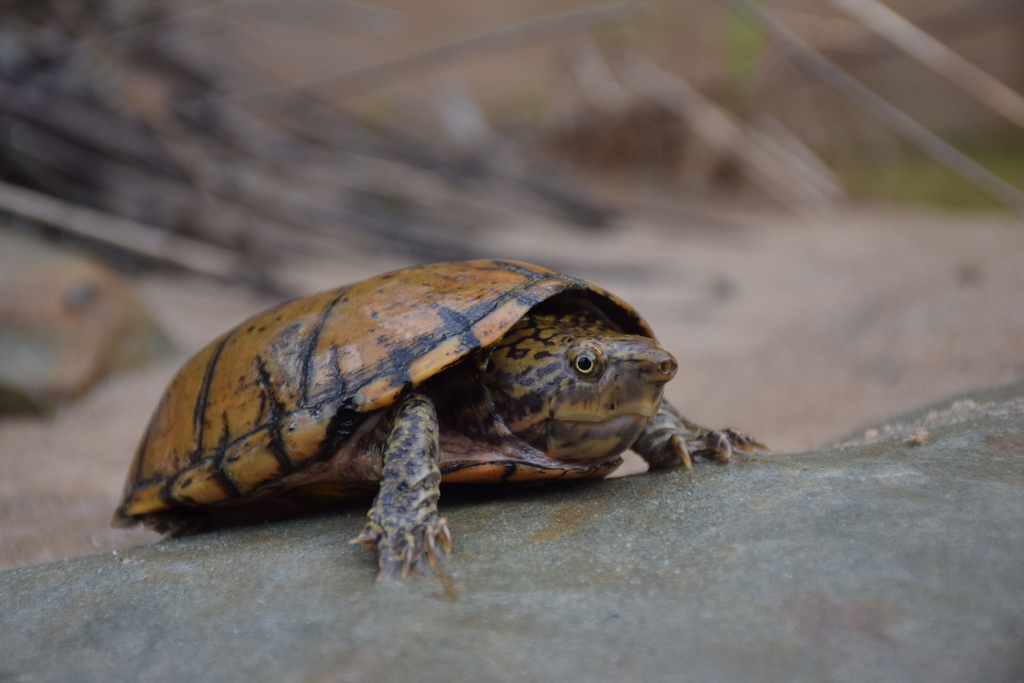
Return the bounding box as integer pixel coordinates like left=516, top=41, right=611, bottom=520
left=0, top=380, right=1021, bottom=682
left=0, top=232, right=172, bottom=415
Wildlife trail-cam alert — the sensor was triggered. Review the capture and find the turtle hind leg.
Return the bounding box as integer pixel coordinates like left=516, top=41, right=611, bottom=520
left=633, top=399, right=770, bottom=470
left=351, top=393, right=451, bottom=581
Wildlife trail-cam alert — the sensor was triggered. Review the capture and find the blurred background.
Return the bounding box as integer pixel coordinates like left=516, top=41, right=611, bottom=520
left=1, top=0, right=1022, bottom=570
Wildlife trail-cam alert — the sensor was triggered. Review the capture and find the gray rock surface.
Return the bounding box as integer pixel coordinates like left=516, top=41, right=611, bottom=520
left=2, top=382, right=1023, bottom=683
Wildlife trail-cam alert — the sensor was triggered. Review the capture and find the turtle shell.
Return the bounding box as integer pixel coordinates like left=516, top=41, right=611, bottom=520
left=114, top=260, right=654, bottom=523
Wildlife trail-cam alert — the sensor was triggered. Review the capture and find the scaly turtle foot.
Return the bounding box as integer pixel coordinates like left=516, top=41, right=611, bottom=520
left=350, top=393, right=450, bottom=581
left=686, top=427, right=771, bottom=463
left=634, top=399, right=770, bottom=469
left=352, top=513, right=452, bottom=580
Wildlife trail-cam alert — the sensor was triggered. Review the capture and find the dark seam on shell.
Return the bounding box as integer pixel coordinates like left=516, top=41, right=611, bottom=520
left=158, top=475, right=177, bottom=507
left=500, top=463, right=518, bottom=482
left=211, top=465, right=242, bottom=500
left=215, top=411, right=231, bottom=461
left=329, top=344, right=343, bottom=386
left=130, top=415, right=155, bottom=488
left=190, top=333, right=232, bottom=465
left=298, top=291, right=350, bottom=407
left=437, top=305, right=481, bottom=353
left=251, top=354, right=295, bottom=474
left=311, top=401, right=366, bottom=462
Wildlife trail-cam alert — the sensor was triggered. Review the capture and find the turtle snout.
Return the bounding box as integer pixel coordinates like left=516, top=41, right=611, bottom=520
left=650, top=351, right=678, bottom=383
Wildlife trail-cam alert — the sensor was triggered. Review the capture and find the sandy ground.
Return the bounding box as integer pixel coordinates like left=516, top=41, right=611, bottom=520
left=1, top=204, right=1023, bottom=570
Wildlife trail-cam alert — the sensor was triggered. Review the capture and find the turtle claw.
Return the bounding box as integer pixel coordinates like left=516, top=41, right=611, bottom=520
left=425, top=518, right=453, bottom=563
left=634, top=400, right=771, bottom=471
left=725, top=428, right=771, bottom=455
left=632, top=423, right=693, bottom=470
left=352, top=514, right=451, bottom=582
left=671, top=433, right=693, bottom=470
left=349, top=522, right=383, bottom=550
left=690, top=428, right=771, bottom=463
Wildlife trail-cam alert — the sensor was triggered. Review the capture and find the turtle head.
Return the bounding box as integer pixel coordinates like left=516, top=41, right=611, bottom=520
left=485, top=312, right=677, bottom=461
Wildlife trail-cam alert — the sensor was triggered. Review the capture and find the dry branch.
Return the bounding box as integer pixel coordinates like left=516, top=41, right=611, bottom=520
left=0, top=79, right=178, bottom=175
left=829, top=0, right=1024, bottom=131
left=735, top=0, right=1024, bottom=217
left=622, top=50, right=842, bottom=214
left=0, top=83, right=358, bottom=253
left=231, top=1, right=641, bottom=102
left=822, top=0, right=1023, bottom=70
left=0, top=179, right=243, bottom=279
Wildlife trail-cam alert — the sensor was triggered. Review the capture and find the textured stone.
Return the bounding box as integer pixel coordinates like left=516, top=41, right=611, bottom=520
left=1, top=382, right=1022, bottom=683
left=0, top=233, right=172, bottom=415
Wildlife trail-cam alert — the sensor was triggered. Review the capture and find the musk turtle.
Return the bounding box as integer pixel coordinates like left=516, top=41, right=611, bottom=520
left=114, top=260, right=767, bottom=579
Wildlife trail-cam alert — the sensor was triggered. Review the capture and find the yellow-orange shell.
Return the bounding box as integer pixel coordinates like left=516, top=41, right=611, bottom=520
left=113, top=260, right=654, bottom=522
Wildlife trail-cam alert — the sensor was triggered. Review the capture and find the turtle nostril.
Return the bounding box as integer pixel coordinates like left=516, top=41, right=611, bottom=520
left=660, top=359, right=677, bottom=376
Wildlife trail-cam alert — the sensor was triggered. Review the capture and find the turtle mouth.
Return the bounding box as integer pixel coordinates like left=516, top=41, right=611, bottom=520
left=554, top=400, right=658, bottom=423
left=539, top=413, right=651, bottom=461
left=553, top=384, right=664, bottom=423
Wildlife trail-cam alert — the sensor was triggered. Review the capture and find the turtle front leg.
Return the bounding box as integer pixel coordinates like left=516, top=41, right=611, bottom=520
left=350, top=393, right=452, bottom=581
left=633, top=399, right=770, bottom=470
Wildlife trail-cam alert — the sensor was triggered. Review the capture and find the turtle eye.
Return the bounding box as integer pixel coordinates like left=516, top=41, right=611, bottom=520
left=569, top=347, right=602, bottom=378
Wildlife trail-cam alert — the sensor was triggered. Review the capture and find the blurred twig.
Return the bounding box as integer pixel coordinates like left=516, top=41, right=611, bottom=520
left=734, top=0, right=1024, bottom=217
left=0, top=79, right=178, bottom=175
left=0, top=78, right=366, bottom=254
left=829, top=0, right=1024, bottom=131
left=0, top=179, right=243, bottom=279
left=49, top=0, right=261, bottom=249
left=231, top=1, right=641, bottom=103
left=110, top=1, right=404, bottom=40
left=622, top=50, right=843, bottom=214
left=172, top=1, right=621, bottom=229
left=821, top=1, right=1023, bottom=71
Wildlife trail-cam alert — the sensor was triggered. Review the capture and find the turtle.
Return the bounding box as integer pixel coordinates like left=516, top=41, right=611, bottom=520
left=113, top=260, right=767, bottom=579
